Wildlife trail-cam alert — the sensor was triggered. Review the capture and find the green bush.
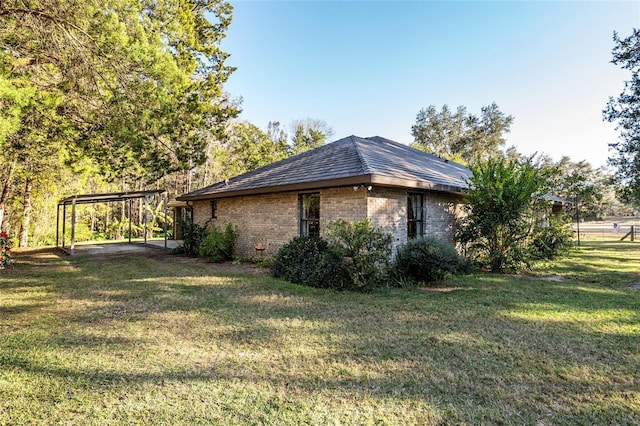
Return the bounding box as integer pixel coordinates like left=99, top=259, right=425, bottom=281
left=173, top=218, right=207, bottom=256
left=198, top=223, right=239, bottom=262
left=456, top=157, right=542, bottom=273
left=529, top=216, right=573, bottom=260
left=70, top=222, right=94, bottom=242
left=394, top=236, right=471, bottom=284
left=326, top=219, right=393, bottom=290
left=272, top=236, right=351, bottom=290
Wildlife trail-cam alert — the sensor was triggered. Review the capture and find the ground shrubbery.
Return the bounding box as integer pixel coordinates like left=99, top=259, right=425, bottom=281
left=174, top=219, right=238, bottom=263
left=273, top=220, right=392, bottom=291
left=394, top=236, right=471, bottom=284
left=326, top=219, right=392, bottom=290
left=272, top=236, right=352, bottom=290
left=198, top=223, right=239, bottom=262
left=273, top=220, right=470, bottom=291
left=529, top=216, right=574, bottom=260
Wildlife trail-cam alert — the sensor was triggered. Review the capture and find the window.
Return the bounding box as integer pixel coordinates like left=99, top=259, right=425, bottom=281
left=299, top=193, right=320, bottom=237
left=211, top=199, right=218, bottom=219
left=407, top=193, right=424, bottom=239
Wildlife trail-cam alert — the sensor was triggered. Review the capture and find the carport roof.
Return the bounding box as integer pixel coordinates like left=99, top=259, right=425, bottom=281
left=59, top=190, right=166, bottom=206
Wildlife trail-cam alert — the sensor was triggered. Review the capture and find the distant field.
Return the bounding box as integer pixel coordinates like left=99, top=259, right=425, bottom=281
left=575, top=216, right=640, bottom=241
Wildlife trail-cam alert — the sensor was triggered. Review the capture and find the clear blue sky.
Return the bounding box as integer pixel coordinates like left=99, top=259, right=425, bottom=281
left=220, top=1, right=639, bottom=167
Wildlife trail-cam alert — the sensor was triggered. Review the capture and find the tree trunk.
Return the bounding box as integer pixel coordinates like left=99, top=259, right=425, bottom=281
left=19, top=176, right=33, bottom=247
left=0, top=157, right=17, bottom=232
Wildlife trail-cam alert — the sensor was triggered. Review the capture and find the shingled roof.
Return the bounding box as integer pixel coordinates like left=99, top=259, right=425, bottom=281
left=177, top=136, right=472, bottom=201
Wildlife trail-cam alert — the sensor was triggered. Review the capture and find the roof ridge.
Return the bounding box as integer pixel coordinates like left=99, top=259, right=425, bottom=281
left=351, top=135, right=374, bottom=175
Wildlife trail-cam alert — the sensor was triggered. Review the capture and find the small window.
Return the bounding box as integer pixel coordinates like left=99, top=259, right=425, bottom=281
left=407, top=193, right=424, bottom=239
left=299, top=193, right=320, bottom=237
left=211, top=199, right=218, bottom=219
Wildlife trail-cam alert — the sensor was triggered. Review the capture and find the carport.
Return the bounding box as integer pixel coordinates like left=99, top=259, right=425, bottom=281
left=57, top=190, right=168, bottom=255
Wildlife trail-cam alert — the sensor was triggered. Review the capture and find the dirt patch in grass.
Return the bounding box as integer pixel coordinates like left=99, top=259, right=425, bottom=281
left=539, top=275, right=565, bottom=282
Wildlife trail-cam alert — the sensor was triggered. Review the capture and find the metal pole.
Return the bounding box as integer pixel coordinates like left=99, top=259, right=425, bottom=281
left=143, top=196, right=148, bottom=245
left=71, top=198, right=76, bottom=255
left=62, top=203, right=67, bottom=249
left=163, top=193, right=168, bottom=248
left=56, top=204, right=60, bottom=249
left=128, top=199, right=132, bottom=244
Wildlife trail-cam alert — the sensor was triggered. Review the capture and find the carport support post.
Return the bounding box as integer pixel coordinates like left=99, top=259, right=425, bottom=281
left=70, top=198, right=76, bottom=255
left=163, top=193, right=168, bottom=248
left=55, top=204, right=60, bottom=248
left=62, top=203, right=67, bottom=249
left=143, top=196, right=148, bottom=245
left=128, top=199, right=132, bottom=244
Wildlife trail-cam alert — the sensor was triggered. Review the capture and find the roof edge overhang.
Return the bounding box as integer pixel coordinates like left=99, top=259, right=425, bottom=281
left=177, top=175, right=468, bottom=202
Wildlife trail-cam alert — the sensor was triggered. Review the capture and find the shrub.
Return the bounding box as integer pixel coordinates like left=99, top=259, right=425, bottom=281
left=198, top=223, right=239, bottom=262
left=71, top=222, right=95, bottom=243
left=0, top=232, right=13, bottom=269
left=173, top=218, right=207, bottom=256
left=272, top=236, right=351, bottom=290
left=326, top=219, right=392, bottom=290
left=529, top=216, right=573, bottom=260
left=394, top=236, right=471, bottom=284
left=456, top=157, right=542, bottom=273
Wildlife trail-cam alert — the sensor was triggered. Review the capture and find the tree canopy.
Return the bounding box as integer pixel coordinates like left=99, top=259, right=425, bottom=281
left=0, top=0, right=237, bottom=243
left=411, top=102, right=514, bottom=165
left=0, top=0, right=237, bottom=180
left=290, top=118, right=334, bottom=155
left=604, top=28, right=640, bottom=206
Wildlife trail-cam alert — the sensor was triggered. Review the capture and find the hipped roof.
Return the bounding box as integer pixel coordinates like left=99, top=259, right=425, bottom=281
left=178, top=136, right=472, bottom=201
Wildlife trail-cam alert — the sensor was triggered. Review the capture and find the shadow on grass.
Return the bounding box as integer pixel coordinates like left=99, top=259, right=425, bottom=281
left=2, top=246, right=639, bottom=424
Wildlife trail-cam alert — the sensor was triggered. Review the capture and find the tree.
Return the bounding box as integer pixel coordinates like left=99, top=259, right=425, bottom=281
left=410, top=105, right=467, bottom=161
left=456, top=157, right=543, bottom=273
left=604, top=28, right=640, bottom=206
left=0, top=0, right=237, bottom=242
left=267, top=121, right=288, bottom=147
left=538, top=156, right=612, bottom=221
left=290, top=118, right=334, bottom=155
left=411, top=102, right=513, bottom=164
left=211, top=121, right=289, bottom=179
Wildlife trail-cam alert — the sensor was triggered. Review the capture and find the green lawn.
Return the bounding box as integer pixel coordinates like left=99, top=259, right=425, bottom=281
left=1, top=242, right=638, bottom=425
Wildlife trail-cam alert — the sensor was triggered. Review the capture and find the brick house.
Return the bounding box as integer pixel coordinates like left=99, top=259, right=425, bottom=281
left=176, top=136, right=472, bottom=258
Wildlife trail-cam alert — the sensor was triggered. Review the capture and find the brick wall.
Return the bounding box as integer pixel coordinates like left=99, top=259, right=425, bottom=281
left=192, top=193, right=299, bottom=258
left=367, top=188, right=406, bottom=254
left=423, top=192, right=461, bottom=242
left=319, top=187, right=368, bottom=230
left=192, top=187, right=369, bottom=259
left=367, top=188, right=461, bottom=254
left=190, top=186, right=462, bottom=259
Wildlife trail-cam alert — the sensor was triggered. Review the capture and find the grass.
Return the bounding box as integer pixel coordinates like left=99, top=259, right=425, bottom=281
left=1, top=241, right=639, bottom=425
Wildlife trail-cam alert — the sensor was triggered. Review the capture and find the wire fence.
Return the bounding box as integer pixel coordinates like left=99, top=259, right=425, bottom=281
left=574, top=219, right=639, bottom=242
